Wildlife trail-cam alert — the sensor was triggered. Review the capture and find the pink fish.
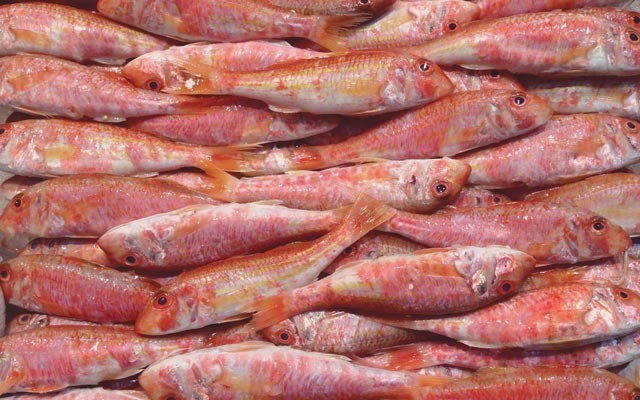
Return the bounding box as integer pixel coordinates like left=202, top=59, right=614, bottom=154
left=134, top=195, right=394, bottom=334
left=406, top=8, right=640, bottom=75
left=377, top=283, right=640, bottom=349
left=525, top=173, right=640, bottom=236
left=442, top=66, right=524, bottom=92
left=0, top=174, right=221, bottom=254
left=0, top=55, right=223, bottom=122
left=260, top=0, right=395, bottom=15
left=174, top=159, right=470, bottom=212
left=7, top=313, right=99, bottom=335
left=0, top=255, right=159, bottom=323
left=0, top=2, right=168, bottom=64
left=214, top=90, right=552, bottom=175
left=382, top=201, right=632, bottom=264
left=459, top=114, right=640, bottom=188
left=0, top=176, right=42, bottom=202
left=18, top=238, right=119, bottom=269
left=138, top=341, right=446, bottom=400
left=450, top=187, right=512, bottom=208
left=475, top=0, right=629, bottom=19
left=261, top=310, right=428, bottom=356
left=3, top=388, right=149, bottom=399
left=250, top=246, right=536, bottom=329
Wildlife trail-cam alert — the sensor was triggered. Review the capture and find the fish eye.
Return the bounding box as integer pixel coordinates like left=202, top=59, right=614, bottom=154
left=30, top=241, right=39, bottom=250
left=626, top=120, right=639, bottom=132
left=627, top=30, right=640, bottom=43
left=493, top=196, right=502, bottom=204
left=511, top=94, right=527, bottom=107
left=125, top=255, right=138, bottom=266
left=12, top=193, right=24, bottom=209
left=144, top=79, right=162, bottom=91
left=631, top=14, right=640, bottom=26
left=498, top=281, right=514, bottom=295
left=165, top=396, right=176, bottom=400
left=489, top=70, right=501, bottom=78
left=431, top=181, right=451, bottom=198
left=632, top=392, right=640, bottom=400
left=344, top=246, right=353, bottom=255
left=152, top=292, right=172, bottom=309
left=276, top=328, right=295, bottom=345
left=0, top=266, right=10, bottom=281
left=592, top=218, right=607, bottom=234
left=0, top=127, right=6, bottom=135
left=620, top=290, right=630, bottom=299
left=359, top=0, right=369, bottom=4
left=18, top=314, right=30, bottom=324
left=446, top=21, right=458, bottom=31
left=418, top=60, right=433, bottom=73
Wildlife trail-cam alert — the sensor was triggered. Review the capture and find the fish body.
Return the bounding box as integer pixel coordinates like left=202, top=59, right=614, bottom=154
left=250, top=246, right=536, bottom=329
left=459, top=114, right=640, bottom=188
left=97, top=202, right=346, bottom=270
left=0, top=55, right=221, bottom=122
left=0, top=119, right=232, bottom=178
left=383, top=201, right=632, bottom=264
left=138, top=341, right=443, bottom=400
left=3, top=388, right=149, bottom=399
left=187, top=158, right=470, bottom=212
left=475, top=0, right=629, bottom=18
left=262, top=310, right=428, bottom=356
left=216, top=90, right=552, bottom=174
left=525, top=173, right=640, bottom=236
left=450, top=187, right=511, bottom=208
left=18, top=238, right=119, bottom=268
left=0, top=174, right=221, bottom=254
left=443, top=66, right=524, bottom=92
left=262, top=0, right=395, bottom=15
left=134, top=195, right=394, bottom=334
left=0, top=325, right=210, bottom=394
left=7, top=313, right=99, bottom=335
left=407, top=8, right=640, bottom=75
left=0, top=255, right=159, bottom=323
left=0, top=2, right=168, bottom=64
left=380, top=283, right=640, bottom=349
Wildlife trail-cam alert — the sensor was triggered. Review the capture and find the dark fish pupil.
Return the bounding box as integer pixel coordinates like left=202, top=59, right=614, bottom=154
left=13, top=198, right=21, bottom=207
left=360, top=0, right=369, bottom=4
left=157, top=296, right=168, bottom=306
left=19, top=315, right=29, bottom=323
left=344, top=246, right=353, bottom=255
left=0, top=128, right=5, bottom=134
left=1, top=270, right=8, bottom=279
left=514, top=96, right=525, bottom=105
left=436, top=184, right=447, bottom=194
left=634, top=15, right=640, bottom=23
left=448, top=22, right=457, bottom=30
left=280, top=332, right=289, bottom=341
left=420, top=62, right=430, bottom=72
left=628, top=121, right=637, bottom=129
left=621, top=291, right=629, bottom=299
left=489, top=70, right=500, bottom=78
left=631, top=32, right=639, bottom=41
left=493, top=197, right=501, bottom=203
left=166, top=397, right=176, bottom=400
left=125, top=256, right=136, bottom=264
left=502, top=282, right=512, bottom=292
left=593, top=222, right=605, bottom=231
left=148, top=81, right=159, bottom=90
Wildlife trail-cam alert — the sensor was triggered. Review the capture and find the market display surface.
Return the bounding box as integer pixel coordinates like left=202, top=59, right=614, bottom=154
left=1, top=0, right=640, bottom=399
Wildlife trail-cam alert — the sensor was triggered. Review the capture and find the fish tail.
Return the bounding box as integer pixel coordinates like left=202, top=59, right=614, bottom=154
left=311, top=14, right=370, bottom=51
left=249, top=293, right=298, bottom=331
left=194, top=158, right=240, bottom=202
left=366, top=344, right=432, bottom=371
left=340, top=194, right=396, bottom=243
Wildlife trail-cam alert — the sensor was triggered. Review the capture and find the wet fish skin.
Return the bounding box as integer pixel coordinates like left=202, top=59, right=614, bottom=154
left=450, top=187, right=512, bottom=208
left=215, top=90, right=552, bottom=175
left=0, top=255, right=159, bottom=323
left=377, top=283, right=640, bottom=350
left=261, top=310, right=428, bottom=356
left=261, top=0, right=395, bottom=15
left=18, top=238, right=119, bottom=269
left=138, top=341, right=444, bottom=400
left=7, top=313, right=98, bottom=335
left=97, top=202, right=346, bottom=271
left=250, top=246, right=536, bottom=329
left=0, top=174, right=221, bottom=254
left=459, top=114, right=640, bottom=189
left=525, top=173, right=640, bottom=236
left=0, top=176, right=42, bottom=202
left=0, top=325, right=212, bottom=395
left=443, top=66, right=524, bottom=92
left=0, top=54, right=222, bottom=123
left=475, top=0, right=629, bottom=19
left=0, top=2, right=169, bottom=64
left=406, top=8, right=640, bottom=76
left=0, top=119, right=232, bottom=178
left=133, top=195, right=394, bottom=334
left=382, top=201, right=632, bottom=265
left=2, top=388, right=149, bottom=399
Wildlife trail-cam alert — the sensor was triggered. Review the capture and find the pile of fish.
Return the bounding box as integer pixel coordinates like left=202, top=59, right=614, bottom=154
left=2, top=0, right=640, bottom=398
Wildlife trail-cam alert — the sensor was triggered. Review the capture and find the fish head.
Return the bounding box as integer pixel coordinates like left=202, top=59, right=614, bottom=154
left=398, top=159, right=469, bottom=212
left=568, top=211, right=631, bottom=262
left=97, top=225, right=167, bottom=269
left=6, top=313, right=48, bottom=335
left=487, top=91, right=553, bottom=138
left=484, top=248, right=537, bottom=298
left=135, top=283, right=199, bottom=335
left=0, top=188, right=45, bottom=253
left=0, top=123, right=12, bottom=153
left=612, top=24, right=640, bottom=75
left=261, top=318, right=301, bottom=348
left=398, top=57, right=454, bottom=106
left=355, top=0, right=396, bottom=15
left=475, top=70, right=524, bottom=91
left=623, top=244, right=640, bottom=294
left=616, top=117, right=640, bottom=153
left=595, top=285, right=640, bottom=329
left=435, top=0, right=481, bottom=35
left=122, top=51, right=176, bottom=92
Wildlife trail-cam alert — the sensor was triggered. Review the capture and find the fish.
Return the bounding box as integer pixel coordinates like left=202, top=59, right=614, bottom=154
left=164, top=50, right=454, bottom=116
left=360, top=329, right=640, bottom=371
left=382, top=201, right=632, bottom=265
left=133, top=195, right=394, bottom=334
left=2, top=388, right=150, bottom=399
left=417, top=366, right=640, bottom=399
left=97, top=202, right=349, bottom=271
left=261, top=310, right=428, bottom=356
left=0, top=174, right=221, bottom=254
left=619, top=358, right=640, bottom=387
left=405, top=8, right=640, bottom=75
left=124, top=105, right=340, bottom=146
left=450, top=187, right=512, bottom=208
left=0, top=2, right=169, bottom=64
left=523, top=75, right=640, bottom=119
left=18, top=238, right=120, bottom=269
left=520, top=244, right=640, bottom=292
left=250, top=246, right=536, bottom=329
left=0, top=176, right=42, bottom=202
left=442, top=67, right=524, bottom=92
left=525, top=173, right=640, bottom=236
left=213, top=90, right=553, bottom=175
left=261, top=0, right=395, bottom=15
left=458, top=114, right=640, bottom=188
left=122, top=41, right=327, bottom=92
left=0, top=325, right=212, bottom=395
left=0, top=119, right=241, bottom=178
left=324, top=232, right=425, bottom=274
left=138, top=341, right=447, bottom=400
left=415, top=366, right=474, bottom=380
left=475, top=0, right=629, bottom=19
left=177, top=159, right=470, bottom=212
left=96, top=0, right=366, bottom=49
left=376, top=283, right=640, bottom=349
left=328, top=1, right=480, bottom=50
left=0, top=255, right=160, bottom=323
left=0, top=54, right=223, bottom=123
left=7, top=313, right=99, bottom=335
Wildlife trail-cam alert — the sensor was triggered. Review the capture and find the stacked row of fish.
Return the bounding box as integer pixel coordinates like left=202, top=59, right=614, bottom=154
left=0, top=0, right=640, bottom=399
